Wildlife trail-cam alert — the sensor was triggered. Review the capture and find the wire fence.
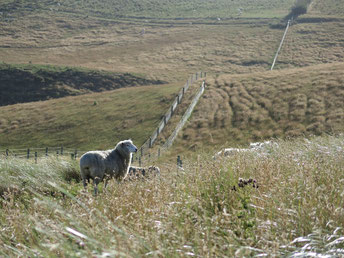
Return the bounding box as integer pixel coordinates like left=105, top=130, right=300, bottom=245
left=0, top=71, right=206, bottom=167
left=271, top=19, right=291, bottom=70
left=132, top=78, right=207, bottom=166
left=0, top=146, right=89, bottom=163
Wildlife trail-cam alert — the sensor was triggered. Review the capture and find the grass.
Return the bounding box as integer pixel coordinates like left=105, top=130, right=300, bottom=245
left=1, top=135, right=344, bottom=256
left=0, top=0, right=296, bottom=19
left=171, top=62, right=344, bottom=154
left=0, top=63, right=163, bottom=106
left=0, top=82, right=181, bottom=151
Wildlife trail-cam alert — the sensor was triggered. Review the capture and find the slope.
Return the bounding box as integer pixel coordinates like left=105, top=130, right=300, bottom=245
left=0, top=82, right=181, bottom=150
left=172, top=62, right=344, bottom=152
left=0, top=63, right=163, bottom=106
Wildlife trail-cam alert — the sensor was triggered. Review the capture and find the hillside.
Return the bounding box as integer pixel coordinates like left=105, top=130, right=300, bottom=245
left=1, top=134, right=344, bottom=256
left=0, top=63, right=163, bottom=106
left=0, top=0, right=295, bottom=19
left=172, top=62, right=344, bottom=151
left=0, top=82, right=182, bottom=150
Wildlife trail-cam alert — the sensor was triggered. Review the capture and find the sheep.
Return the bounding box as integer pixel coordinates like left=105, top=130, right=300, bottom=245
left=127, top=165, right=160, bottom=180
left=214, top=140, right=278, bottom=159
left=80, top=139, right=137, bottom=195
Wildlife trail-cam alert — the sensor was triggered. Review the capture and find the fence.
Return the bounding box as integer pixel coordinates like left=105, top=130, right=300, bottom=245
left=132, top=78, right=207, bottom=166
left=0, top=146, right=88, bottom=163
left=271, top=19, right=291, bottom=70
left=133, top=71, right=206, bottom=163
left=1, top=71, right=206, bottom=166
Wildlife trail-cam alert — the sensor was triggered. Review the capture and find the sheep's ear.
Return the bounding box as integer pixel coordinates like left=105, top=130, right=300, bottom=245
left=121, top=142, right=124, bottom=147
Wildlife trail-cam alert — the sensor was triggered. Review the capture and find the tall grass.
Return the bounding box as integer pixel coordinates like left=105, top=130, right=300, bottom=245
left=1, top=135, right=344, bottom=256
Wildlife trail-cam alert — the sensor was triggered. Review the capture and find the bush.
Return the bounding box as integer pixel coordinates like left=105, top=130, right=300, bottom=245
left=286, top=0, right=312, bottom=20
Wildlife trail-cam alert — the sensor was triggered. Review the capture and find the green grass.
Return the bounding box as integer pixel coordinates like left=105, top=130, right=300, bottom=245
left=170, top=62, right=344, bottom=154
left=1, top=135, right=344, bottom=256
left=0, top=63, right=163, bottom=106
left=0, top=0, right=296, bottom=19
left=0, top=83, right=181, bottom=151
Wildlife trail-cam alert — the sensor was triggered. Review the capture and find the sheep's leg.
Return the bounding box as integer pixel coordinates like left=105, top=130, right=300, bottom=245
left=104, top=178, right=109, bottom=189
left=83, top=178, right=87, bottom=189
left=93, top=177, right=100, bottom=196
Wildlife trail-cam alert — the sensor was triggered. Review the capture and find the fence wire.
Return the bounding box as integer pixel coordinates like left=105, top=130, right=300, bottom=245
left=1, top=71, right=206, bottom=167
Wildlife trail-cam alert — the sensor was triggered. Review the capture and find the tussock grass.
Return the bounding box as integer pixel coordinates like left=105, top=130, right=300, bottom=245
left=0, top=83, right=180, bottom=150
left=174, top=62, right=344, bottom=152
left=1, top=135, right=344, bottom=256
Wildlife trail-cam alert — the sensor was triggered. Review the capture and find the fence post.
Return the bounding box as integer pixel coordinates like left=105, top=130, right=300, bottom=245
left=61, top=146, right=63, bottom=156
left=158, top=148, right=160, bottom=158
left=163, top=115, right=167, bottom=126
left=74, top=150, right=78, bottom=159
left=139, top=156, right=141, bottom=167
left=6, top=149, right=9, bottom=157
left=177, top=155, right=183, bottom=169
left=157, top=127, right=160, bottom=136
left=140, top=147, right=143, bottom=157
left=171, top=105, right=174, bottom=115
left=35, top=152, right=37, bottom=164
left=149, top=137, right=152, bottom=148
left=27, top=148, right=30, bottom=159
left=46, top=147, right=49, bottom=156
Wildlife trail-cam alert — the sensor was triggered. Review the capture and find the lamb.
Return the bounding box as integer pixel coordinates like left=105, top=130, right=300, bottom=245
left=80, top=139, right=137, bottom=195
left=127, top=165, right=160, bottom=180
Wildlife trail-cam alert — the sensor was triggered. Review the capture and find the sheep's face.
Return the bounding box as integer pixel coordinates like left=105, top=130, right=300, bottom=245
left=121, top=140, right=138, bottom=153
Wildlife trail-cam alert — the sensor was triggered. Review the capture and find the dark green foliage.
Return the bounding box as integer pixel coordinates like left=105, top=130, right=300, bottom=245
left=286, top=0, right=312, bottom=20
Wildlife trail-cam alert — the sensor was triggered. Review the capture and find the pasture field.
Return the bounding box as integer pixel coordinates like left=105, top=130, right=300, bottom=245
left=171, top=62, right=344, bottom=153
left=0, top=82, right=182, bottom=150
left=1, top=0, right=344, bottom=256
left=1, top=135, right=343, bottom=256
left=0, top=0, right=295, bottom=19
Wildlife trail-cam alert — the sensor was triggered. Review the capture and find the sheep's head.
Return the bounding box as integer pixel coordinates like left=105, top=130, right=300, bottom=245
left=120, top=139, right=138, bottom=153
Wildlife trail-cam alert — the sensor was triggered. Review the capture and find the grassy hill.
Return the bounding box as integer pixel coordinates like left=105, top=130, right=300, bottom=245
left=0, top=82, right=183, bottom=150
left=0, top=63, right=163, bottom=106
left=171, top=62, right=344, bottom=152
left=1, top=135, right=344, bottom=256
left=0, top=0, right=295, bottom=19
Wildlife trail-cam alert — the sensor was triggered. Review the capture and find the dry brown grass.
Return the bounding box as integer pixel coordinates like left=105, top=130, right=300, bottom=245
left=1, top=135, right=344, bottom=256
left=171, top=62, right=344, bottom=153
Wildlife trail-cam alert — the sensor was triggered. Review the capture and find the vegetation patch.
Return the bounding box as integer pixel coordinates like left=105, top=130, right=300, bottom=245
left=173, top=63, right=344, bottom=151
left=0, top=63, right=164, bottom=106
left=0, top=135, right=343, bottom=256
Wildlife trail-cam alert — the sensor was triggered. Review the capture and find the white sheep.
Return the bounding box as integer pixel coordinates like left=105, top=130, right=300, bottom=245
left=127, top=165, right=160, bottom=180
left=80, top=139, right=137, bottom=195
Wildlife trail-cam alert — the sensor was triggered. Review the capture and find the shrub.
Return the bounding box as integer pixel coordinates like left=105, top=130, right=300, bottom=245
left=286, top=0, right=312, bottom=20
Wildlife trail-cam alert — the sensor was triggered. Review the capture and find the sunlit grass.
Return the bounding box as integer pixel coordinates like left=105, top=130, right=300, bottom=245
left=1, top=135, right=343, bottom=256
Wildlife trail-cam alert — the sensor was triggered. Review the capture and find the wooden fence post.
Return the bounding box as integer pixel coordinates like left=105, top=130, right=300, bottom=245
left=158, top=148, right=160, bottom=158
left=140, top=147, right=143, bottom=157
left=46, top=147, right=49, bottom=156
left=163, top=115, right=167, bottom=126
left=149, top=137, right=152, bottom=148
left=61, top=146, right=63, bottom=156
left=6, top=149, right=9, bottom=157
left=27, top=148, right=30, bottom=159
left=35, top=152, right=37, bottom=164
left=139, top=156, right=141, bottom=167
